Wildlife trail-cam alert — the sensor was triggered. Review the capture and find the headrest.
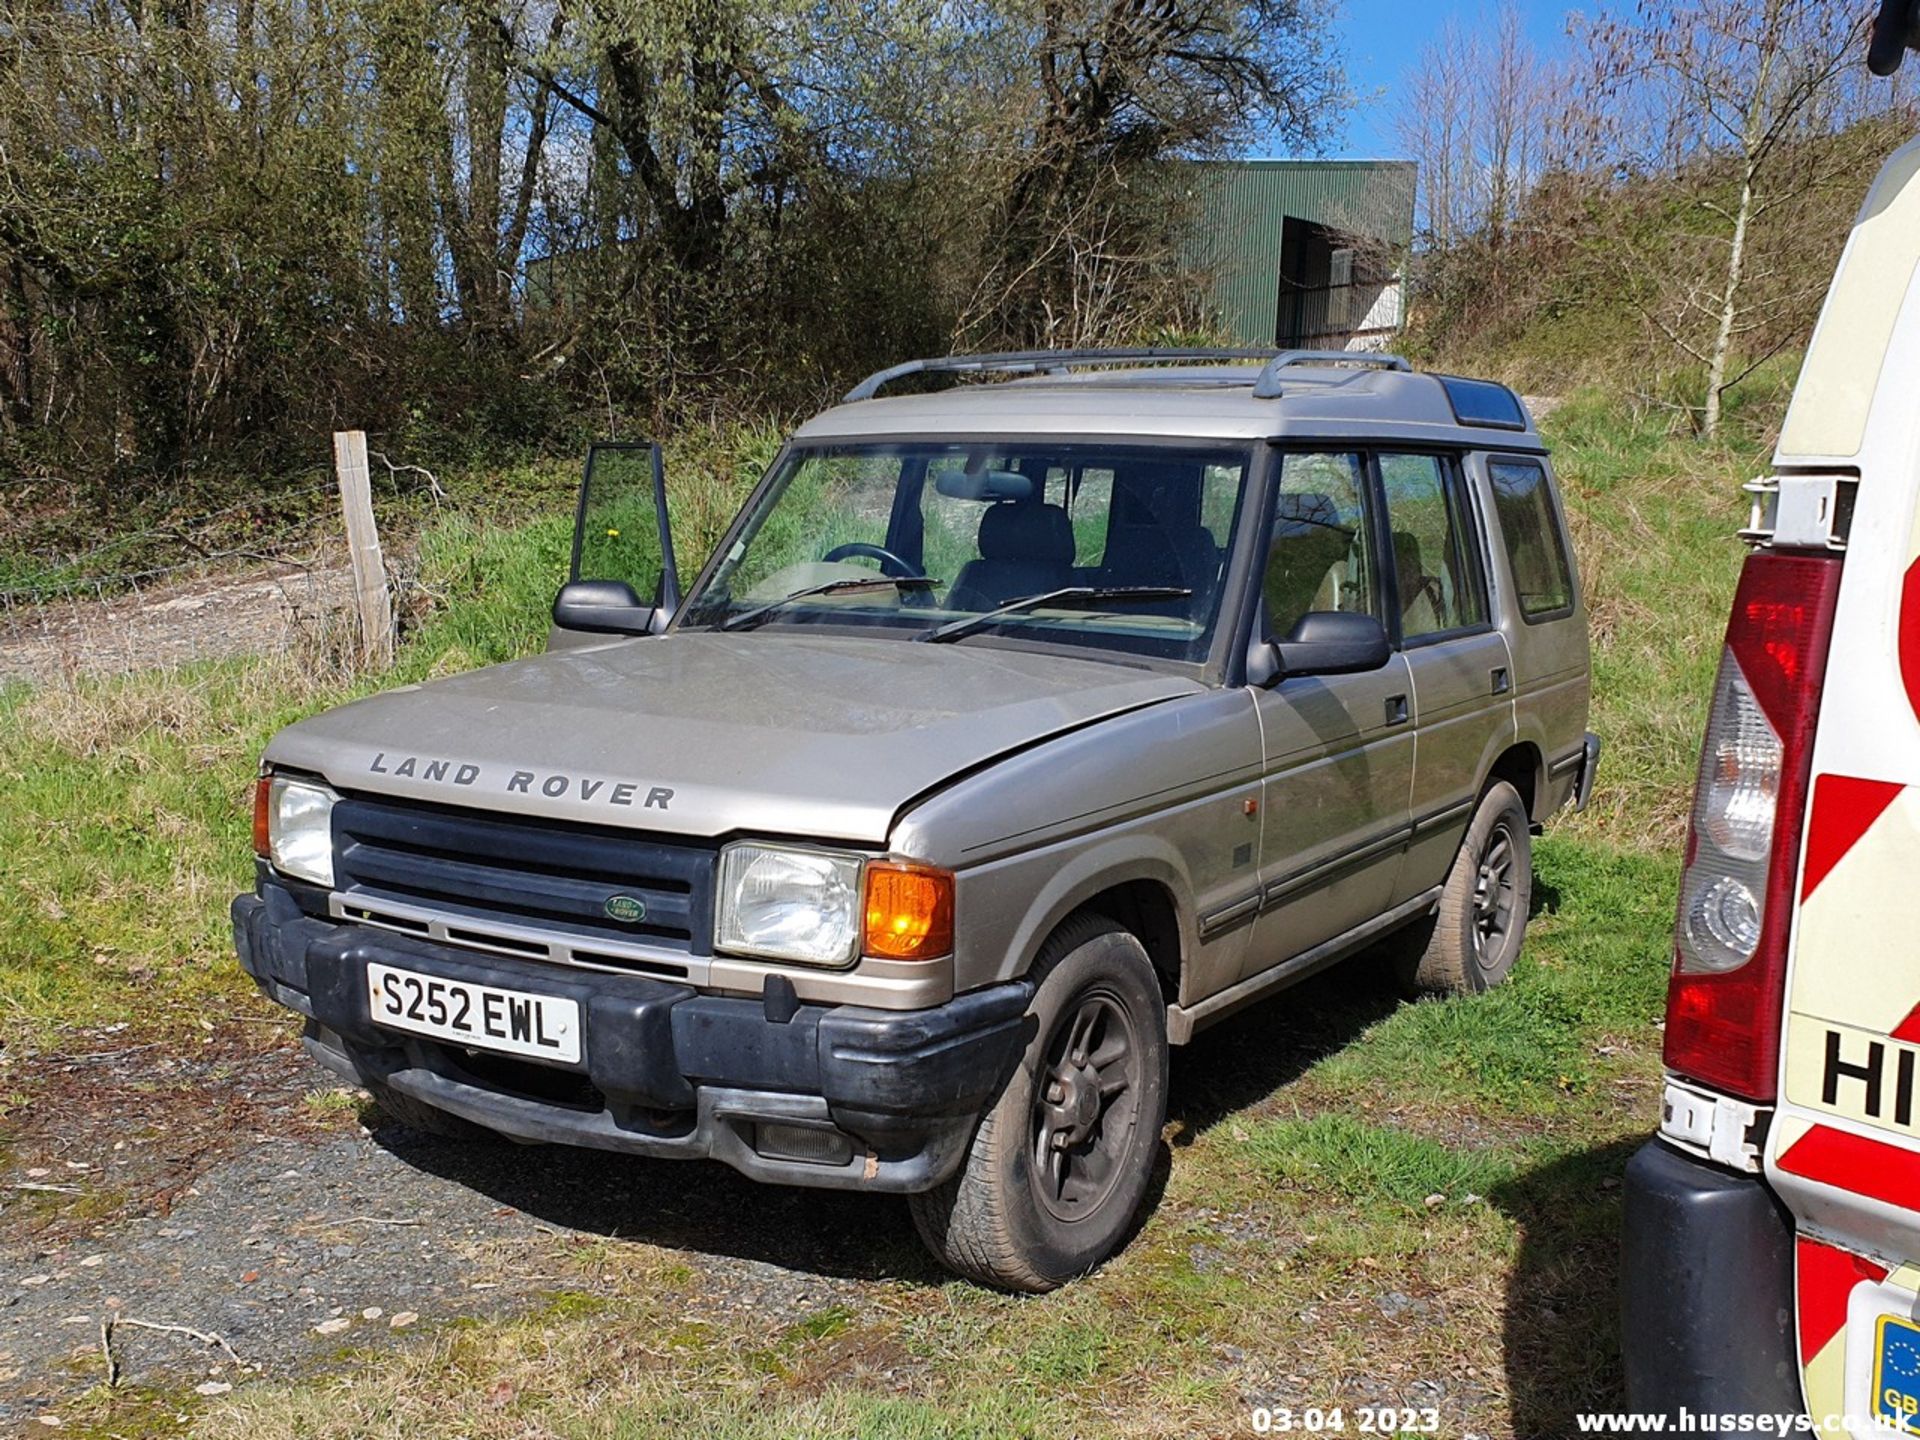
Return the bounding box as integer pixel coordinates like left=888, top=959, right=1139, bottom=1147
left=1272, top=492, right=1349, bottom=539
left=978, top=502, right=1074, bottom=564
left=1112, top=461, right=1197, bottom=528
left=1393, top=530, right=1429, bottom=579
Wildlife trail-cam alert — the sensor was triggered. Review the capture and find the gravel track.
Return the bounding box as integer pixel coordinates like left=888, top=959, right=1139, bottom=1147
left=0, top=1029, right=925, bottom=1426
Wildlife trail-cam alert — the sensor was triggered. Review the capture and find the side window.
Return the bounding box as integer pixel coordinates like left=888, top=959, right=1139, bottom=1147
left=1265, top=452, right=1378, bottom=639
left=1488, top=458, right=1575, bottom=620
left=1379, top=453, right=1488, bottom=641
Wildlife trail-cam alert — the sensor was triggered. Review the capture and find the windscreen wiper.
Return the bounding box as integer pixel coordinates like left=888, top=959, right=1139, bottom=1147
left=918, top=586, right=1193, bottom=644
left=720, top=576, right=935, bottom=632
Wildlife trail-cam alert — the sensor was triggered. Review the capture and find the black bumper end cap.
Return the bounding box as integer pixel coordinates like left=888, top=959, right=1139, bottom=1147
left=1620, top=1138, right=1802, bottom=1419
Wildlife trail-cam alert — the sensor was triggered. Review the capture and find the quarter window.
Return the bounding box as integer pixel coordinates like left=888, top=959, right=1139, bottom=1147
left=1265, top=452, right=1379, bottom=639
left=1379, top=453, right=1488, bottom=641
left=1488, top=458, right=1575, bottom=619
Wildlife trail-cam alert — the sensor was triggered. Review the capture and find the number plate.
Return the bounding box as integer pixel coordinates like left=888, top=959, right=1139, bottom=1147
left=1874, top=1313, right=1920, bottom=1435
left=365, top=962, right=581, bottom=1065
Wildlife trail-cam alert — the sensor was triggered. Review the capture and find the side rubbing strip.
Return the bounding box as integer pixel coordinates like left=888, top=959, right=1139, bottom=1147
left=1198, top=892, right=1261, bottom=941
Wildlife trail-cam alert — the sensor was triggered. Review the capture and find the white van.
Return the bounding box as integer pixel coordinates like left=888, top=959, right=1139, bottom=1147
left=1622, top=11, right=1920, bottom=1427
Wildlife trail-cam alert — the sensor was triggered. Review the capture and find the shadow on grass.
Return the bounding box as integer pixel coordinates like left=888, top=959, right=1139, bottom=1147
left=1491, top=1137, right=1642, bottom=1435
left=1165, top=947, right=1404, bottom=1144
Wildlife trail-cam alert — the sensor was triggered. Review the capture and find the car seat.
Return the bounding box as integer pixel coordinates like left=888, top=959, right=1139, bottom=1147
left=1394, top=530, right=1447, bottom=636
left=1097, top=463, right=1222, bottom=616
left=947, top=501, right=1075, bottom=611
left=1264, top=492, right=1356, bottom=635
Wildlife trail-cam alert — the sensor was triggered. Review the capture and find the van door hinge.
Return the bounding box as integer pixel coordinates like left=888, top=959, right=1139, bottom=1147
left=1741, top=473, right=1856, bottom=552
left=1659, top=1077, right=1769, bottom=1173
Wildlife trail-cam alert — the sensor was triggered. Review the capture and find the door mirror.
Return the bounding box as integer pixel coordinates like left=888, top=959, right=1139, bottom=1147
left=551, top=579, right=661, bottom=637
left=551, top=440, right=680, bottom=646
left=1255, top=611, right=1392, bottom=684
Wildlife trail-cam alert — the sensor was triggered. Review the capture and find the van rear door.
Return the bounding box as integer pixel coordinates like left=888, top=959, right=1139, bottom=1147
left=1760, top=134, right=1920, bottom=1429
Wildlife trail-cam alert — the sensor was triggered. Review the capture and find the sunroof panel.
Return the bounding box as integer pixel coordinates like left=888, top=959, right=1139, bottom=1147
left=1439, top=376, right=1529, bottom=431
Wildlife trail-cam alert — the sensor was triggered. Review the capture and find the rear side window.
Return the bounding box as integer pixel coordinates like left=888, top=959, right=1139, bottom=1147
left=1488, top=458, right=1575, bottom=620
left=1379, top=453, right=1489, bottom=641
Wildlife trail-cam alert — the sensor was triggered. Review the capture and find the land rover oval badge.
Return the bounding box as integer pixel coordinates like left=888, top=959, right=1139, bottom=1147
left=604, top=894, right=647, bottom=924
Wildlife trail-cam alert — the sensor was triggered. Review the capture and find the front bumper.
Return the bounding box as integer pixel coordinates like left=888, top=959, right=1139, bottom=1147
left=1619, top=1138, right=1802, bottom=1419
left=233, top=879, right=1030, bottom=1192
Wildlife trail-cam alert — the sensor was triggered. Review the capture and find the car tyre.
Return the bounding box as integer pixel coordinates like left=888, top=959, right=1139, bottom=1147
left=364, top=1080, right=493, bottom=1141
left=909, top=913, right=1169, bottom=1292
left=1399, top=780, right=1533, bottom=996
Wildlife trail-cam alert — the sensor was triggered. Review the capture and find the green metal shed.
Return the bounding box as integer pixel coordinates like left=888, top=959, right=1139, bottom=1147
left=1184, top=160, right=1418, bottom=349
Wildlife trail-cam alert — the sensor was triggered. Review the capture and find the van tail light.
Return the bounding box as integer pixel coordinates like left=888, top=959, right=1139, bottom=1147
left=1664, top=551, right=1842, bottom=1102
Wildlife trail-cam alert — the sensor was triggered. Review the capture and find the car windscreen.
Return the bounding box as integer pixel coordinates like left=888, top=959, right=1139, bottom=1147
left=675, top=440, right=1256, bottom=663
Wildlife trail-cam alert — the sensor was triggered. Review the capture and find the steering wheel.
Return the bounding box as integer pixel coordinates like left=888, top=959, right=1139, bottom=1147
left=822, top=542, right=924, bottom=579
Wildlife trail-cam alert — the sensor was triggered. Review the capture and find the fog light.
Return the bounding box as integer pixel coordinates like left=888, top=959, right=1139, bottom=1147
left=753, top=1121, right=855, bottom=1167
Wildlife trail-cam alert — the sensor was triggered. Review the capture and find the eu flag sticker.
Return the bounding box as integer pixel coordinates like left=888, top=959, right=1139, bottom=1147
left=1875, top=1314, right=1920, bottom=1435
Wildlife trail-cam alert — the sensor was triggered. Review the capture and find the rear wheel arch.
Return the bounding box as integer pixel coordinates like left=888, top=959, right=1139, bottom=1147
left=1487, top=741, right=1544, bottom=822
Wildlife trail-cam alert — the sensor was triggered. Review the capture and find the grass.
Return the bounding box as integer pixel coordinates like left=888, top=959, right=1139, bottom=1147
left=1548, top=380, right=1776, bottom=848
left=0, top=384, right=1772, bottom=1435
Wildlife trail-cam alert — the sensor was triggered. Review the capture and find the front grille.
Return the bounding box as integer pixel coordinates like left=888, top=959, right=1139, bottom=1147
left=331, top=795, right=716, bottom=956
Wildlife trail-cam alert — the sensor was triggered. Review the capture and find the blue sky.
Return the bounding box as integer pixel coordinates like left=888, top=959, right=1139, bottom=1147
left=1311, top=0, right=1584, bottom=160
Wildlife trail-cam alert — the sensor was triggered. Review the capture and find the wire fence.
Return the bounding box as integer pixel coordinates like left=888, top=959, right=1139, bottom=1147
left=1, top=457, right=443, bottom=686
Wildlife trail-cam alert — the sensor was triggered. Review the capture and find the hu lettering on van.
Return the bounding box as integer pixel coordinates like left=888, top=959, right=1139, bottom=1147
left=1823, top=1028, right=1919, bottom=1128
left=367, top=752, right=673, bottom=810
left=1790, top=1017, right=1920, bottom=1133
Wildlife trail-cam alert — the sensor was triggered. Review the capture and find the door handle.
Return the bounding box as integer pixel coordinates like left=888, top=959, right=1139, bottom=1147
left=1491, top=666, right=1511, bottom=695
left=1385, top=694, right=1410, bottom=726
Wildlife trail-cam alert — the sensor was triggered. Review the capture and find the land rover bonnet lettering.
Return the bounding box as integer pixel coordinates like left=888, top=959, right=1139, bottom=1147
left=367, top=752, right=674, bottom=810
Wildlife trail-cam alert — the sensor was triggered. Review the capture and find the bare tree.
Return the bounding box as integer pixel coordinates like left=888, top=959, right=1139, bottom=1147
left=1395, top=2, right=1553, bottom=255
left=1396, top=18, right=1477, bottom=252
left=1583, top=0, right=1873, bottom=436
left=961, top=0, right=1343, bottom=347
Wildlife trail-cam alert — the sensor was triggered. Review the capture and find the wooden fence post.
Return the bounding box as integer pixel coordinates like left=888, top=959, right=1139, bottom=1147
left=332, top=430, right=394, bottom=668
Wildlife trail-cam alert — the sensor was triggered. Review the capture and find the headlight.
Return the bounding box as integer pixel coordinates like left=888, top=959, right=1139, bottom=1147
left=716, top=843, right=863, bottom=967
left=258, top=774, right=337, bottom=888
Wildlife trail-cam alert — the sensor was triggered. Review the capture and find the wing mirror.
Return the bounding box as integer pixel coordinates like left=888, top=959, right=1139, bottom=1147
left=551, top=579, right=663, bottom=637
left=549, top=439, right=680, bottom=648
left=1251, top=611, right=1392, bottom=685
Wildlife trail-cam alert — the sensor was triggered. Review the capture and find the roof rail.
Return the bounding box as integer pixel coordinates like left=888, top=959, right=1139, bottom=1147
left=843, top=346, right=1414, bottom=403
left=1250, top=350, right=1412, bottom=399
left=844, top=347, right=1283, bottom=402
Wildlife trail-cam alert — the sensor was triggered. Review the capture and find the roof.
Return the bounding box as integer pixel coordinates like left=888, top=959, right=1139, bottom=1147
left=792, top=361, right=1542, bottom=452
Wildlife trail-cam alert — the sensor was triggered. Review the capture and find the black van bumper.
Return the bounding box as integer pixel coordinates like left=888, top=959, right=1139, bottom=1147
left=233, top=879, right=1028, bottom=1192
left=1620, top=1138, right=1803, bottom=1418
